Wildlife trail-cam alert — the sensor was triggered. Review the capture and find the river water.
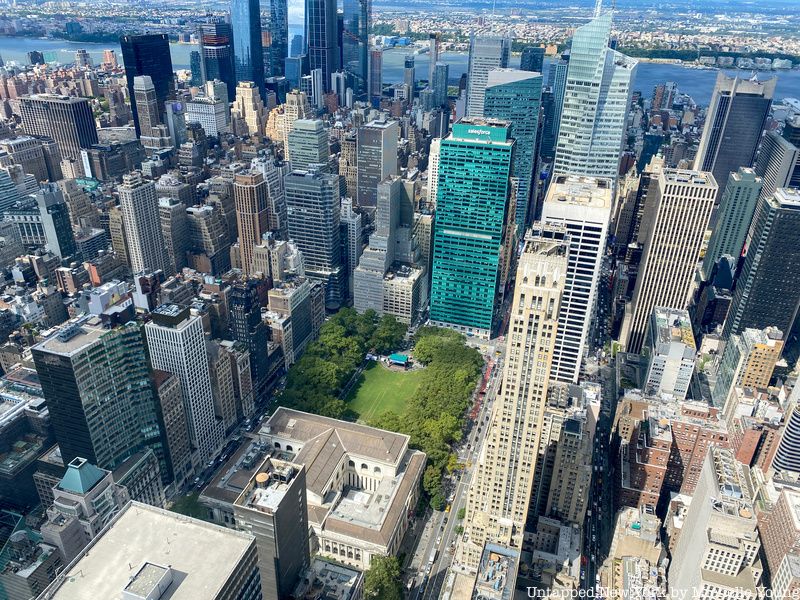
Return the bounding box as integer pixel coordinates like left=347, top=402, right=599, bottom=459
left=1, top=35, right=799, bottom=106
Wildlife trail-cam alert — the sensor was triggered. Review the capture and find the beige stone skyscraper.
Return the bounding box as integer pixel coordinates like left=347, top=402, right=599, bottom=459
left=234, top=172, right=270, bottom=276
left=625, top=169, right=717, bottom=352
left=282, top=90, right=313, bottom=160
left=232, top=81, right=267, bottom=136
left=457, top=228, right=568, bottom=570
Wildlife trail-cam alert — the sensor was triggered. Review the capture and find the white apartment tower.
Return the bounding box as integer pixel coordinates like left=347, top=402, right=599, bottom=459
left=145, top=305, right=224, bottom=464
left=457, top=230, right=567, bottom=570
left=553, top=11, right=637, bottom=182
left=118, top=171, right=169, bottom=275
left=540, top=175, right=612, bottom=383
left=626, top=169, right=717, bottom=352
left=427, top=137, right=441, bottom=207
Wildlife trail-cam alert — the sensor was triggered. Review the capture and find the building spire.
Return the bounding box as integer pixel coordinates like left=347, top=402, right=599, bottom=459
left=594, top=0, right=602, bottom=17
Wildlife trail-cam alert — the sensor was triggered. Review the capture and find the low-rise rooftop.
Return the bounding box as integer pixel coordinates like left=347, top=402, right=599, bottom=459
left=39, top=502, right=256, bottom=600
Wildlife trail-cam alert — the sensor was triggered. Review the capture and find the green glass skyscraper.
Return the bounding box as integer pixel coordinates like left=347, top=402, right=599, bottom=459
left=484, top=69, right=542, bottom=237
left=430, top=118, right=514, bottom=339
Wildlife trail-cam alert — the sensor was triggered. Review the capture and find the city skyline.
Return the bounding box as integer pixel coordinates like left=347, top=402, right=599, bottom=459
left=1, top=1, right=800, bottom=599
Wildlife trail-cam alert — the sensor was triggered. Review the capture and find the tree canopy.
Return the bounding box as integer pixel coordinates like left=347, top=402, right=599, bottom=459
left=371, top=327, right=483, bottom=506
left=278, top=309, right=406, bottom=417
left=364, top=556, right=404, bottom=600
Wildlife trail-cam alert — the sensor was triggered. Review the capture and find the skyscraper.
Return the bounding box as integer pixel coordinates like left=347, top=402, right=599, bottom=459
left=432, top=62, right=449, bottom=108
left=282, top=89, right=313, bottom=156
left=722, top=188, right=800, bottom=340
left=553, top=12, right=636, bottom=182
left=118, top=171, right=170, bottom=275
left=232, top=80, right=267, bottom=136
left=429, top=119, right=514, bottom=339
left=305, top=0, right=339, bottom=93
left=540, top=175, right=612, bottom=383
left=342, top=0, right=370, bottom=98
left=369, top=47, right=382, bottom=101
left=465, top=34, right=510, bottom=118
left=146, top=304, right=225, bottom=464
left=229, top=280, right=270, bottom=402
left=263, top=0, right=288, bottom=77
left=626, top=169, right=717, bottom=352
left=32, top=320, right=165, bottom=473
left=36, top=183, right=76, bottom=260
left=540, top=54, right=569, bottom=160
left=404, top=55, right=415, bottom=99
left=120, top=34, right=174, bottom=136
left=427, top=137, right=441, bottom=206
left=783, top=118, right=800, bottom=189
left=234, top=172, right=271, bottom=276
left=19, top=95, right=97, bottom=161
left=428, top=33, right=440, bottom=85
left=520, top=46, right=545, bottom=73
left=356, top=118, right=398, bottom=208
left=285, top=170, right=344, bottom=309
left=457, top=230, right=567, bottom=569
left=694, top=74, right=775, bottom=202
left=132, top=75, right=165, bottom=148
left=754, top=130, right=799, bottom=201
left=286, top=119, right=331, bottom=173
left=484, top=69, right=542, bottom=237
left=231, top=0, right=265, bottom=96
left=700, top=167, right=762, bottom=280
left=198, top=18, right=236, bottom=100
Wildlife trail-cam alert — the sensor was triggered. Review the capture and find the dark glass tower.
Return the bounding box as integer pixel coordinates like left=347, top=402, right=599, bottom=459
left=190, top=50, right=202, bottom=87
left=723, top=188, right=800, bottom=340
left=230, top=280, right=270, bottom=403
left=263, top=0, right=288, bottom=77
left=199, top=18, right=236, bottom=100
left=342, top=0, right=370, bottom=98
left=695, top=74, right=775, bottom=202
left=120, top=34, right=174, bottom=137
left=520, top=46, right=544, bottom=72
left=32, top=321, right=167, bottom=478
left=231, top=0, right=265, bottom=96
left=305, top=0, right=339, bottom=93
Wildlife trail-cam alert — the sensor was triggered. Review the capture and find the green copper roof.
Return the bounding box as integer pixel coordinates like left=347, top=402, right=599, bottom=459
left=59, top=457, right=106, bottom=494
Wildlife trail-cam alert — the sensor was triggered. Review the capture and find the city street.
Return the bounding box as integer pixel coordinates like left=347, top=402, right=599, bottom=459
left=402, top=342, right=504, bottom=599
left=582, top=362, right=618, bottom=594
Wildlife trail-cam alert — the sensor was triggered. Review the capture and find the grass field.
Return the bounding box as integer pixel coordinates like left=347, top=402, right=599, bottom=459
left=346, top=361, right=424, bottom=422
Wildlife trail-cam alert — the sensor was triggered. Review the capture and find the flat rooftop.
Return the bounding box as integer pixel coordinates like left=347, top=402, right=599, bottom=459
left=296, top=558, right=363, bottom=600
left=661, top=168, right=717, bottom=188
left=41, top=502, right=255, bottom=600
left=546, top=174, right=614, bottom=209
left=236, top=457, right=302, bottom=515
left=33, top=317, right=107, bottom=357
left=775, top=187, right=800, bottom=208
left=653, top=307, right=696, bottom=350
left=474, top=543, right=519, bottom=600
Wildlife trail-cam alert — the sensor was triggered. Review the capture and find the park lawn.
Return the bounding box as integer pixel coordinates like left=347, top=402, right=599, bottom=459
left=346, top=361, right=424, bottom=422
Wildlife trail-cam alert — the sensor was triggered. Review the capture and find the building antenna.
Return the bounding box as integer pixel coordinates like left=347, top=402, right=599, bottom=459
left=594, top=0, right=603, bottom=17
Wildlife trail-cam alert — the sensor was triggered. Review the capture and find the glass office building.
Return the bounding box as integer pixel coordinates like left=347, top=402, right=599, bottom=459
left=120, top=34, right=174, bottom=136
left=553, top=12, right=637, bottom=182
left=484, top=69, right=543, bottom=237
left=429, top=119, right=514, bottom=338
left=231, top=0, right=265, bottom=96
left=342, top=0, right=370, bottom=98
